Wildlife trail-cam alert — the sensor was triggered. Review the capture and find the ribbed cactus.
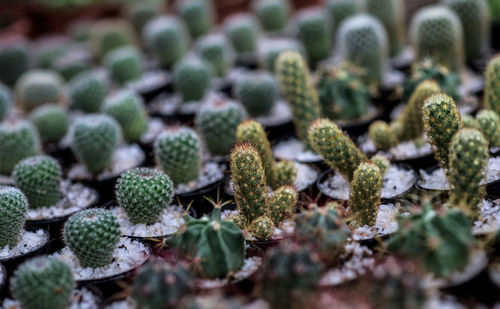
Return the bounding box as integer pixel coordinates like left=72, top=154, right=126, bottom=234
left=64, top=209, right=121, bottom=268
left=422, top=93, right=463, bottom=169
left=0, top=186, right=27, bottom=249
left=308, top=118, right=368, bottom=181
left=348, top=162, right=383, bottom=227
left=12, top=155, right=62, bottom=209
left=484, top=55, right=500, bottom=116
left=104, top=46, right=143, bottom=85
left=0, top=37, right=29, bottom=87
left=276, top=51, right=322, bottom=147
left=224, top=14, right=259, bottom=56
left=30, top=105, right=69, bottom=144
left=295, top=7, right=332, bottom=65
left=104, top=90, right=149, bottom=143
left=154, top=127, right=201, bottom=185
left=177, top=0, right=215, bottom=39
left=475, top=110, right=500, bottom=147
left=259, top=38, right=305, bottom=72
left=325, top=0, right=358, bottom=33
left=337, top=14, right=388, bottom=85
left=268, top=185, right=298, bottom=226
left=197, top=33, right=234, bottom=77
left=0, top=84, right=11, bottom=122
left=174, top=56, right=212, bottom=103
left=248, top=215, right=275, bottom=241
left=252, top=0, right=290, bottom=32
left=410, top=6, right=464, bottom=72
left=0, top=120, right=40, bottom=175
left=70, top=114, right=121, bottom=174
left=195, top=97, right=245, bottom=156
left=369, top=120, right=398, bottom=151
left=90, top=19, right=136, bottom=59
left=116, top=168, right=173, bottom=225
left=15, top=70, right=64, bottom=112
left=69, top=71, right=108, bottom=113
left=235, top=71, right=279, bottom=117
left=10, top=257, right=75, bottom=309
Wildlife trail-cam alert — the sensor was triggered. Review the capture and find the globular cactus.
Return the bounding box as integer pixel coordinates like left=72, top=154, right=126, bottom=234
left=116, top=168, right=173, bottom=225
left=154, top=127, right=201, bottom=185
left=235, top=71, right=279, bottom=117
left=462, top=114, right=477, bottom=128
left=52, top=47, right=91, bottom=81
left=475, top=110, right=500, bottom=147
left=295, top=7, right=333, bottom=65
left=268, top=185, right=298, bottom=226
left=484, top=55, right=500, bottom=116
left=33, top=37, right=71, bottom=69
left=224, top=14, right=260, bottom=56
left=90, top=19, right=136, bottom=60
left=371, top=154, right=390, bottom=176
left=15, top=70, right=64, bottom=112
left=249, top=215, right=275, bottom=241
left=143, top=16, right=189, bottom=68
left=369, top=120, right=398, bottom=151
left=195, top=97, right=245, bottom=156
left=410, top=6, right=464, bottom=72
left=0, top=84, right=12, bottom=122
left=125, top=1, right=163, bottom=34
left=70, top=114, right=121, bottom=174
left=0, top=120, right=40, bottom=175
left=64, top=209, right=121, bottom=268
left=10, top=257, right=75, bottom=309
left=325, top=0, right=358, bottom=34
left=276, top=51, right=322, bottom=147
left=12, top=155, right=62, bottom=209
left=173, top=56, right=212, bottom=103
left=177, top=0, right=215, bottom=39
left=30, top=105, right=69, bottom=144
left=348, top=162, right=383, bottom=227
left=104, top=90, right=149, bottom=143
left=0, top=37, right=29, bottom=87
left=422, top=93, right=463, bottom=169
left=68, top=71, right=108, bottom=113
left=104, top=46, right=143, bottom=85
left=259, top=38, right=305, bottom=72
left=0, top=186, right=27, bottom=248
left=273, top=160, right=297, bottom=188
left=197, top=33, right=234, bottom=77
left=252, top=0, right=291, bottom=33
left=308, top=118, right=368, bottom=181
left=337, top=14, right=389, bottom=85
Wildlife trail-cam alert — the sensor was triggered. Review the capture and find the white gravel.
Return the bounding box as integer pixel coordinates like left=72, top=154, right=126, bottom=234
left=105, top=298, right=136, bottom=309
left=0, top=174, right=14, bottom=185
left=127, top=71, right=169, bottom=94
left=351, top=203, right=400, bottom=241
left=148, top=94, right=180, bottom=116
left=473, top=199, right=500, bottom=235
left=198, top=256, right=262, bottom=289
left=221, top=209, right=295, bottom=240
left=175, top=162, right=225, bottom=195
left=0, top=229, right=47, bottom=259
left=51, top=238, right=150, bottom=281
left=140, top=118, right=164, bottom=144
left=358, top=133, right=433, bottom=160
left=273, top=138, right=322, bottom=163
left=255, top=100, right=292, bottom=127
left=2, top=287, right=99, bottom=309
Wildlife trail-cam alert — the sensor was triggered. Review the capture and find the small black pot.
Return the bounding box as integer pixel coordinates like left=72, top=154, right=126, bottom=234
left=0, top=263, right=6, bottom=299
left=175, top=176, right=227, bottom=218
left=129, top=71, right=173, bottom=103
left=492, top=22, right=500, bottom=53
left=46, top=144, right=77, bottom=171
left=337, top=106, right=384, bottom=139
left=235, top=55, right=259, bottom=70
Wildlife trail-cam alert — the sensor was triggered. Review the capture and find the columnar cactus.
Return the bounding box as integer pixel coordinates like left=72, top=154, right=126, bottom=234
left=173, top=56, right=212, bottom=103
left=70, top=114, right=121, bottom=174
left=10, top=257, right=75, bottom=309
left=235, top=71, right=279, bottom=117
left=252, top=0, right=290, bottom=33
left=369, top=120, right=398, bottom=151
left=64, top=209, right=121, bottom=268
left=484, top=55, right=500, bottom=116
left=475, top=110, right=500, bottom=147
left=154, top=127, right=201, bottom=185
left=276, top=51, right=322, bottom=147
left=12, top=156, right=62, bottom=209
left=0, top=37, right=29, bottom=87
left=197, top=33, right=234, bottom=77
left=273, top=160, right=297, bottom=188
left=325, top=0, right=358, bottom=33
left=268, top=185, right=298, bottom=226
left=15, top=70, right=64, bottom=112
left=116, top=168, right=173, bottom=225
left=69, top=71, right=108, bottom=113
left=0, top=120, right=40, bottom=175
left=177, top=0, right=215, bottom=39
left=308, top=118, right=368, bottom=181
left=348, top=162, right=383, bottom=227
left=195, top=97, right=245, bottom=156
left=0, top=186, right=27, bottom=248
left=0, top=84, right=11, bottom=122
left=90, top=19, right=136, bottom=59
left=295, top=7, right=333, bottom=65
left=337, top=14, right=389, bottom=85
left=224, top=14, right=260, bottom=56
left=104, top=46, right=143, bottom=85
left=30, top=105, right=69, bottom=144
left=410, top=6, right=464, bottom=72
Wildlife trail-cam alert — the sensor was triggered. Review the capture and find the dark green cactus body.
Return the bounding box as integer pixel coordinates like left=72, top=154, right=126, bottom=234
left=0, top=186, right=27, bottom=248
left=235, top=71, right=278, bottom=117
left=325, top=0, right=358, bottom=34
left=0, top=120, right=40, bottom=175
left=197, top=34, right=233, bottom=77
left=105, top=46, right=143, bottom=85
left=296, top=7, right=332, bottom=65
left=253, top=0, right=290, bottom=32
left=90, top=19, right=136, bottom=60
left=224, top=14, right=259, bottom=56
left=177, top=0, right=215, bottom=39
left=365, top=0, right=405, bottom=57
left=174, top=57, right=212, bottom=103
left=30, top=105, right=69, bottom=144
left=248, top=215, right=275, bottom=240
left=369, top=120, right=398, bottom=151
left=0, top=84, right=11, bottom=122
left=69, top=71, right=108, bottom=113
left=64, top=209, right=121, bottom=268
left=10, top=257, right=75, bottom=309
left=476, top=109, right=500, bottom=146
left=484, top=55, right=500, bottom=116
left=0, top=38, right=29, bottom=87
left=268, top=186, right=298, bottom=226
left=260, top=38, right=306, bottom=72
left=348, top=162, right=383, bottom=227
left=116, top=168, right=173, bottom=225
left=15, top=70, right=64, bottom=112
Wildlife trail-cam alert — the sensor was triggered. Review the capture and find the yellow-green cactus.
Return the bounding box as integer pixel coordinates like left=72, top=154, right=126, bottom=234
left=268, top=185, right=298, bottom=226
left=475, top=109, right=500, bottom=147
left=484, top=55, right=500, bottom=116
left=368, top=120, right=398, bottom=151
left=348, top=162, right=383, bottom=227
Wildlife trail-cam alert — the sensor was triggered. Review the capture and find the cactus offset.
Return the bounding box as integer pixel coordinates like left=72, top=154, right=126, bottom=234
left=484, top=55, right=500, bottom=116
left=348, top=162, right=383, bottom=227
left=371, top=154, right=390, bottom=176
left=369, top=120, right=398, bottom=151
left=15, top=70, right=64, bottom=112
left=105, top=46, right=143, bottom=85
left=235, top=71, right=279, bottom=117
left=295, top=7, right=333, bottom=65
left=268, top=185, right=298, bottom=226
left=177, top=0, right=215, bottom=39
left=253, top=0, right=290, bottom=33
left=224, top=14, right=259, bottom=56
left=30, top=105, right=69, bottom=144
left=174, top=56, right=212, bottom=103
left=0, top=120, right=40, bottom=175
left=69, top=71, right=108, bottom=113
left=476, top=110, right=500, bottom=146
left=273, top=160, right=297, bottom=188
left=0, top=186, right=27, bottom=248
left=248, top=215, right=275, bottom=241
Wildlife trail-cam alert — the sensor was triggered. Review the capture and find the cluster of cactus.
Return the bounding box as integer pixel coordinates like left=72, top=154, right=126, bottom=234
left=295, top=7, right=333, bottom=65
left=475, top=109, right=500, bottom=147
left=68, top=71, right=108, bottom=113
left=197, top=33, right=234, bottom=77
left=252, top=0, right=290, bottom=33
left=0, top=120, right=40, bottom=175
left=484, top=55, right=500, bottom=116
left=15, top=70, right=64, bottom=112
left=64, top=208, right=121, bottom=268
left=177, top=0, right=215, bottom=39
left=173, top=56, right=212, bottom=103
left=0, top=186, right=27, bottom=248
left=0, top=37, right=30, bottom=87
left=325, top=0, right=358, bottom=34
left=0, top=84, right=11, bottom=122
left=235, top=71, right=279, bottom=117
left=348, top=162, right=383, bottom=227
left=259, top=38, right=305, bottom=72
left=104, top=46, right=143, bottom=85
left=90, top=19, right=136, bottom=59
left=30, top=105, right=69, bottom=144
left=224, top=14, right=260, bottom=57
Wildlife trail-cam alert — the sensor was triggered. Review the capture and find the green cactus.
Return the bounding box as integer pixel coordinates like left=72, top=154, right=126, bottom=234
left=462, top=114, right=477, bottom=128
left=154, top=127, right=201, bottom=185
left=15, top=70, right=64, bottom=112
left=0, top=186, right=27, bottom=249
left=52, top=47, right=91, bottom=81
left=0, top=37, right=29, bottom=87
left=295, top=7, right=333, bottom=65
left=90, top=19, right=136, bottom=59
left=174, top=56, right=212, bottom=103
left=33, top=37, right=71, bottom=69
left=252, top=0, right=290, bottom=32
left=126, top=0, right=163, bottom=34
left=273, top=160, right=297, bottom=188
left=276, top=51, right=322, bottom=147
left=248, top=215, right=275, bottom=241
left=195, top=97, right=245, bottom=156
left=337, top=14, right=388, bottom=85
left=197, top=33, right=233, bottom=77
left=348, top=162, right=383, bottom=227
left=259, top=38, right=305, bottom=72
left=484, top=55, right=500, bottom=116
left=64, top=208, right=121, bottom=268
left=68, top=71, right=108, bottom=113
left=325, top=0, right=358, bottom=34
left=308, top=118, right=368, bottom=181
left=104, top=90, right=149, bottom=143
left=422, top=93, right=463, bottom=169
left=177, top=0, right=215, bottom=39
left=410, top=6, right=464, bottom=72
left=475, top=109, right=500, bottom=146
left=30, top=105, right=69, bottom=144
left=10, top=257, right=75, bottom=309
left=70, top=114, right=121, bottom=174
left=235, top=71, right=279, bottom=117
left=0, top=84, right=12, bottom=122
left=369, top=120, right=398, bottom=151
left=116, top=168, right=173, bottom=225
left=268, top=185, right=298, bottom=226
left=371, top=154, right=390, bottom=175
left=104, top=46, right=143, bottom=85
left=224, top=14, right=259, bottom=56
left=12, top=155, right=62, bottom=209
left=0, top=120, right=40, bottom=175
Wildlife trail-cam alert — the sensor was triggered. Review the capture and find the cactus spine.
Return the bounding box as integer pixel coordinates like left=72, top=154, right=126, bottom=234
left=0, top=186, right=27, bottom=248
left=174, top=56, right=212, bottom=103
left=348, top=162, right=383, bottom=227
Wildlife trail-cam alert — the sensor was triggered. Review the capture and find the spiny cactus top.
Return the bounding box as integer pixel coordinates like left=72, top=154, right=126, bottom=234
left=0, top=84, right=12, bottom=122
left=10, top=256, right=75, bottom=309
left=475, top=109, right=500, bottom=147
left=365, top=0, right=405, bottom=57
left=64, top=208, right=121, bottom=268
left=177, top=0, right=215, bottom=38
left=116, top=167, right=173, bottom=225
left=369, top=120, right=398, bottom=151
left=173, top=56, right=212, bottom=103
left=484, top=55, right=500, bottom=116
left=30, top=104, right=69, bottom=144
left=235, top=71, right=279, bottom=117
left=0, top=37, right=29, bottom=87
left=0, top=186, right=27, bottom=249
left=348, top=162, right=383, bottom=227
left=15, top=70, right=64, bottom=113
left=252, top=0, right=290, bottom=32
left=69, top=71, right=108, bottom=113
left=104, top=46, right=143, bottom=85
left=90, top=19, right=136, bottom=59
left=0, top=120, right=40, bottom=176
left=325, top=0, right=358, bottom=33
left=224, top=13, right=260, bottom=56
left=295, top=7, right=333, bottom=65
left=197, top=33, right=234, bottom=77
left=410, top=6, right=464, bottom=72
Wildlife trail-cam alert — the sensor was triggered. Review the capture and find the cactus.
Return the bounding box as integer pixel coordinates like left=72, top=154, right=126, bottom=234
left=64, top=209, right=121, bottom=268
left=116, top=168, right=173, bottom=225
left=276, top=51, right=322, bottom=147
left=68, top=71, right=108, bottom=113
left=143, top=16, right=189, bottom=68
left=195, top=97, right=245, bottom=156
left=273, top=160, right=297, bottom=188
left=15, top=70, right=64, bottom=112
left=295, top=7, right=333, bottom=65
left=12, top=155, right=62, bottom=209
left=252, top=0, right=290, bottom=32
left=0, top=120, right=40, bottom=175
left=33, top=37, right=71, bottom=69
left=462, top=114, right=477, bottom=128
left=70, top=114, right=121, bottom=174
left=308, top=118, right=368, bottom=181
left=173, top=56, right=212, bottom=103
left=248, top=215, right=275, bottom=240
left=337, top=14, right=388, bottom=85
left=90, top=19, right=136, bottom=59
left=475, top=110, right=500, bottom=147
left=30, top=105, right=69, bottom=144
left=0, top=186, right=27, bottom=248
left=410, top=6, right=464, bottom=72
left=348, top=162, right=383, bottom=227
left=224, top=14, right=259, bottom=56
left=104, top=46, right=143, bottom=85
left=132, top=259, right=193, bottom=309
left=235, top=71, right=279, bottom=117
left=125, top=0, right=163, bottom=34
left=259, top=38, right=305, bottom=72
left=422, top=93, right=463, bottom=169
left=325, top=0, right=358, bottom=34
left=268, top=185, right=298, bottom=226
left=104, top=90, right=149, bottom=143
left=10, top=257, right=75, bottom=309
left=197, top=33, right=234, bottom=77
left=484, top=55, right=500, bottom=116
left=52, top=47, right=91, bottom=81
left=0, top=84, right=12, bottom=122
left=371, top=154, right=390, bottom=175
left=0, top=37, right=29, bottom=87
left=154, top=126, right=201, bottom=185
left=369, top=120, right=398, bottom=151
left=177, top=0, right=215, bottom=39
